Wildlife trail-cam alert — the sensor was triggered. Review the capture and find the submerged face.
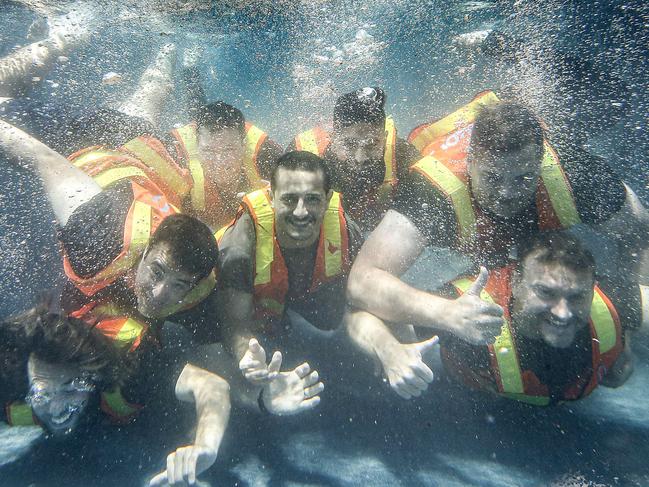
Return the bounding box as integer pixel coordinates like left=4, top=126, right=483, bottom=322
left=272, top=167, right=331, bottom=249
left=27, top=354, right=97, bottom=436
left=468, top=142, right=542, bottom=218
left=134, top=242, right=197, bottom=319
left=330, top=122, right=386, bottom=191
left=511, top=250, right=594, bottom=349
left=197, top=126, right=246, bottom=186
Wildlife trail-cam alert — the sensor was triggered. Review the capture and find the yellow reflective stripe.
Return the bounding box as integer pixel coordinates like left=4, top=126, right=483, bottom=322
left=176, top=124, right=199, bottom=156
left=453, top=278, right=524, bottom=395
left=158, top=270, right=217, bottom=317
left=247, top=190, right=274, bottom=286
left=411, top=91, right=500, bottom=152
left=101, top=387, right=139, bottom=417
left=71, top=149, right=120, bottom=168
left=113, top=317, right=145, bottom=350
left=258, top=298, right=284, bottom=314
left=214, top=224, right=229, bottom=243
left=323, top=192, right=343, bottom=277
left=383, top=116, right=396, bottom=183
left=188, top=157, right=206, bottom=211
left=94, top=166, right=148, bottom=188
left=591, top=290, right=616, bottom=353
left=297, top=129, right=321, bottom=155
left=413, top=156, right=476, bottom=244
left=500, top=393, right=550, bottom=406
left=130, top=201, right=152, bottom=250
left=540, top=144, right=581, bottom=227
left=122, top=138, right=189, bottom=197
left=8, top=402, right=37, bottom=426
left=243, top=124, right=265, bottom=185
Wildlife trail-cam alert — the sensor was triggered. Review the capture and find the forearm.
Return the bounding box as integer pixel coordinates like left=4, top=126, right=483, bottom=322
left=345, top=309, right=403, bottom=361
left=0, top=119, right=100, bottom=224
left=176, top=365, right=231, bottom=451
left=348, top=264, right=454, bottom=330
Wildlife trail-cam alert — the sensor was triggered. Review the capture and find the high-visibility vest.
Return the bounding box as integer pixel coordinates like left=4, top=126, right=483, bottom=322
left=68, top=135, right=192, bottom=208
left=62, top=181, right=177, bottom=297
left=445, top=266, right=623, bottom=406
left=170, top=121, right=269, bottom=214
left=67, top=268, right=217, bottom=351
left=408, top=91, right=580, bottom=251
left=6, top=386, right=142, bottom=427
left=294, top=117, right=399, bottom=211
left=238, top=188, right=350, bottom=317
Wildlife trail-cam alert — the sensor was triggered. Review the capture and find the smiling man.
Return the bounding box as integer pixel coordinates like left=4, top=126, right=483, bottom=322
left=216, top=151, right=362, bottom=395
left=439, top=232, right=639, bottom=405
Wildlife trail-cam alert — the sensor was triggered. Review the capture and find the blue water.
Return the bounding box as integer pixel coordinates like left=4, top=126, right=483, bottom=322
left=1, top=1, right=648, bottom=485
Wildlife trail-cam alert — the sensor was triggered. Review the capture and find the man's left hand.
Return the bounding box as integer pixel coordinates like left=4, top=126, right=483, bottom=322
left=149, top=444, right=217, bottom=486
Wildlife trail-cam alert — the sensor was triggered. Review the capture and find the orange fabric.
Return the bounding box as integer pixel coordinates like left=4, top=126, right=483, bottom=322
left=294, top=125, right=331, bottom=155
left=444, top=267, right=623, bottom=402
left=62, top=181, right=176, bottom=297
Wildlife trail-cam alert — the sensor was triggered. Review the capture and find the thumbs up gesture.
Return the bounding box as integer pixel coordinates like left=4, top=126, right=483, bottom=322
left=379, top=335, right=439, bottom=400
left=447, top=266, right=504, bottom=345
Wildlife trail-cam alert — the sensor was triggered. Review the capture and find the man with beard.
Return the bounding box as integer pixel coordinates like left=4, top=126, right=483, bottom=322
left=346, top=98, right=649, bottom=399
left=439, top=231, right=639, bottom=404
left=290, top=87, right=420, bottom=231
left=349, top=232, right=641, bottom=403
left=216, top=151, right=362, bottom=391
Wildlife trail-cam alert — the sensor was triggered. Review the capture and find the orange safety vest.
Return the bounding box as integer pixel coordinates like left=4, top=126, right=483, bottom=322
left=62, top=181, right=177, bottom=297
left=408, top=91, right=581, bottom=252
left=68, top=135, right=192, bottom=209
left=170, top=121, right=269, bottom=216
left=6, top=386, right=142, bottom=427
left=443, top=266, right=623, bottom=406
left=238, top=188, right=351, bottom=317
left=294, top=117, right=399, bottom=212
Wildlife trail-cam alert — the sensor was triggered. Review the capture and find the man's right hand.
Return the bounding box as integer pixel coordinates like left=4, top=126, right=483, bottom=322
left=377, top=335, right=438, bottom=400
left=446, top=267, right=504, bottom=346
left=239, top=338, right=282, bottom=386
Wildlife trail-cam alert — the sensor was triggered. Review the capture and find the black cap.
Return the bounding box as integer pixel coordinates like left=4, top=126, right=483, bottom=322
left=333, top=87, right=386, bottom=129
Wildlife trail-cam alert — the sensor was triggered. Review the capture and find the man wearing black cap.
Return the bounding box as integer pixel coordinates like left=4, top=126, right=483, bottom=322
left=290, top=87, right=421, bottom=231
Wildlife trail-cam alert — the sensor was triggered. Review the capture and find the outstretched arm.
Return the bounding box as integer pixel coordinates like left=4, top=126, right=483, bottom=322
left=149, top=364, right=231, bottom=486
left=0, top=119, right=100, bottom=225
left=347, top=210, right=503, bottom=345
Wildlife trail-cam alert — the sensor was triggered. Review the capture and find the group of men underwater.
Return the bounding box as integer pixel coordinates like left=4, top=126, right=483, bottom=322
left=0, top=17, right=648, bottom=487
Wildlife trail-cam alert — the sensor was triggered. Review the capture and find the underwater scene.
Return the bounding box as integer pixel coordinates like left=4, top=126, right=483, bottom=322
left=0, top=0, right=648, bottom=485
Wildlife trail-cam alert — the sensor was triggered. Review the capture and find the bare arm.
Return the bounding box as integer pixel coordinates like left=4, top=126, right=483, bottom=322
left=347, top=210, right=503, bottom=344
left=150, top=364, right=230, bottom=486
left=595, top=184, right=649, bottom=284
left=0, top=118, right=100, bottom=225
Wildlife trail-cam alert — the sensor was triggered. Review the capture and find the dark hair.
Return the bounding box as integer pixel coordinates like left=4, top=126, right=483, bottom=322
left=333, top=87, right=386, bottom=130
left=271, top=151, right=331, bottom=194
left=148, top=214, right=219, bottom=280
left=470, top=101, right=545, bottom=158
left=196, top=101, right=246, bottom=137
left=516, top=231, right=596, bottom=280
left=0, top=304, right=125, bottom=390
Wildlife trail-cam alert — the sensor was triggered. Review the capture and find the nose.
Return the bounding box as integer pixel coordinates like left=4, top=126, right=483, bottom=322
left=353, top=147, right=371, bottom=165
left=498, top=183, right=517, bottom=200
left=551, top=298, right=573, bottom=322
left=293, top=198, right=308, bottom=218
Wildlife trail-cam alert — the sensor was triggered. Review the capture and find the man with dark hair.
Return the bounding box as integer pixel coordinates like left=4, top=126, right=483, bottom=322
left=164, top=99, right=283, bottom=229
left=345, top=94, right=649, bottom=399
left=216, top=150, right=362, bottom=398
left=349, top=231, right=642, bottom=402
left=290, top=87, right=421, bottom=230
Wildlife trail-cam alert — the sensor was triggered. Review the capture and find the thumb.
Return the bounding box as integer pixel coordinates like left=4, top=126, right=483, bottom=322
left=415, top=335, right=439, bottom=355
left=467, top=266, right=489, bottom=296
left=248, top=338, right=266, bottom=360
left=148, top=471, right=167, bottom=487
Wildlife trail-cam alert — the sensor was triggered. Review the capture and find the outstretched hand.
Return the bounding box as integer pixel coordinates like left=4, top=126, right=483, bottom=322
left=448, top=266, right=503, bottom=345
left=378, top=335, right=438, bottom=400
left=262, top=362, right=324, bottom=416
left=149, top=444, right=217, bottom=486
left=239, top=338, right=282, bottom=385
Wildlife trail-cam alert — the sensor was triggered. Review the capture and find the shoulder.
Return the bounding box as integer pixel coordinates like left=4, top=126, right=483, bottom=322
left=256, top=137, right=283, bottom=179
left=394, top=137, right=422, bottom=177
